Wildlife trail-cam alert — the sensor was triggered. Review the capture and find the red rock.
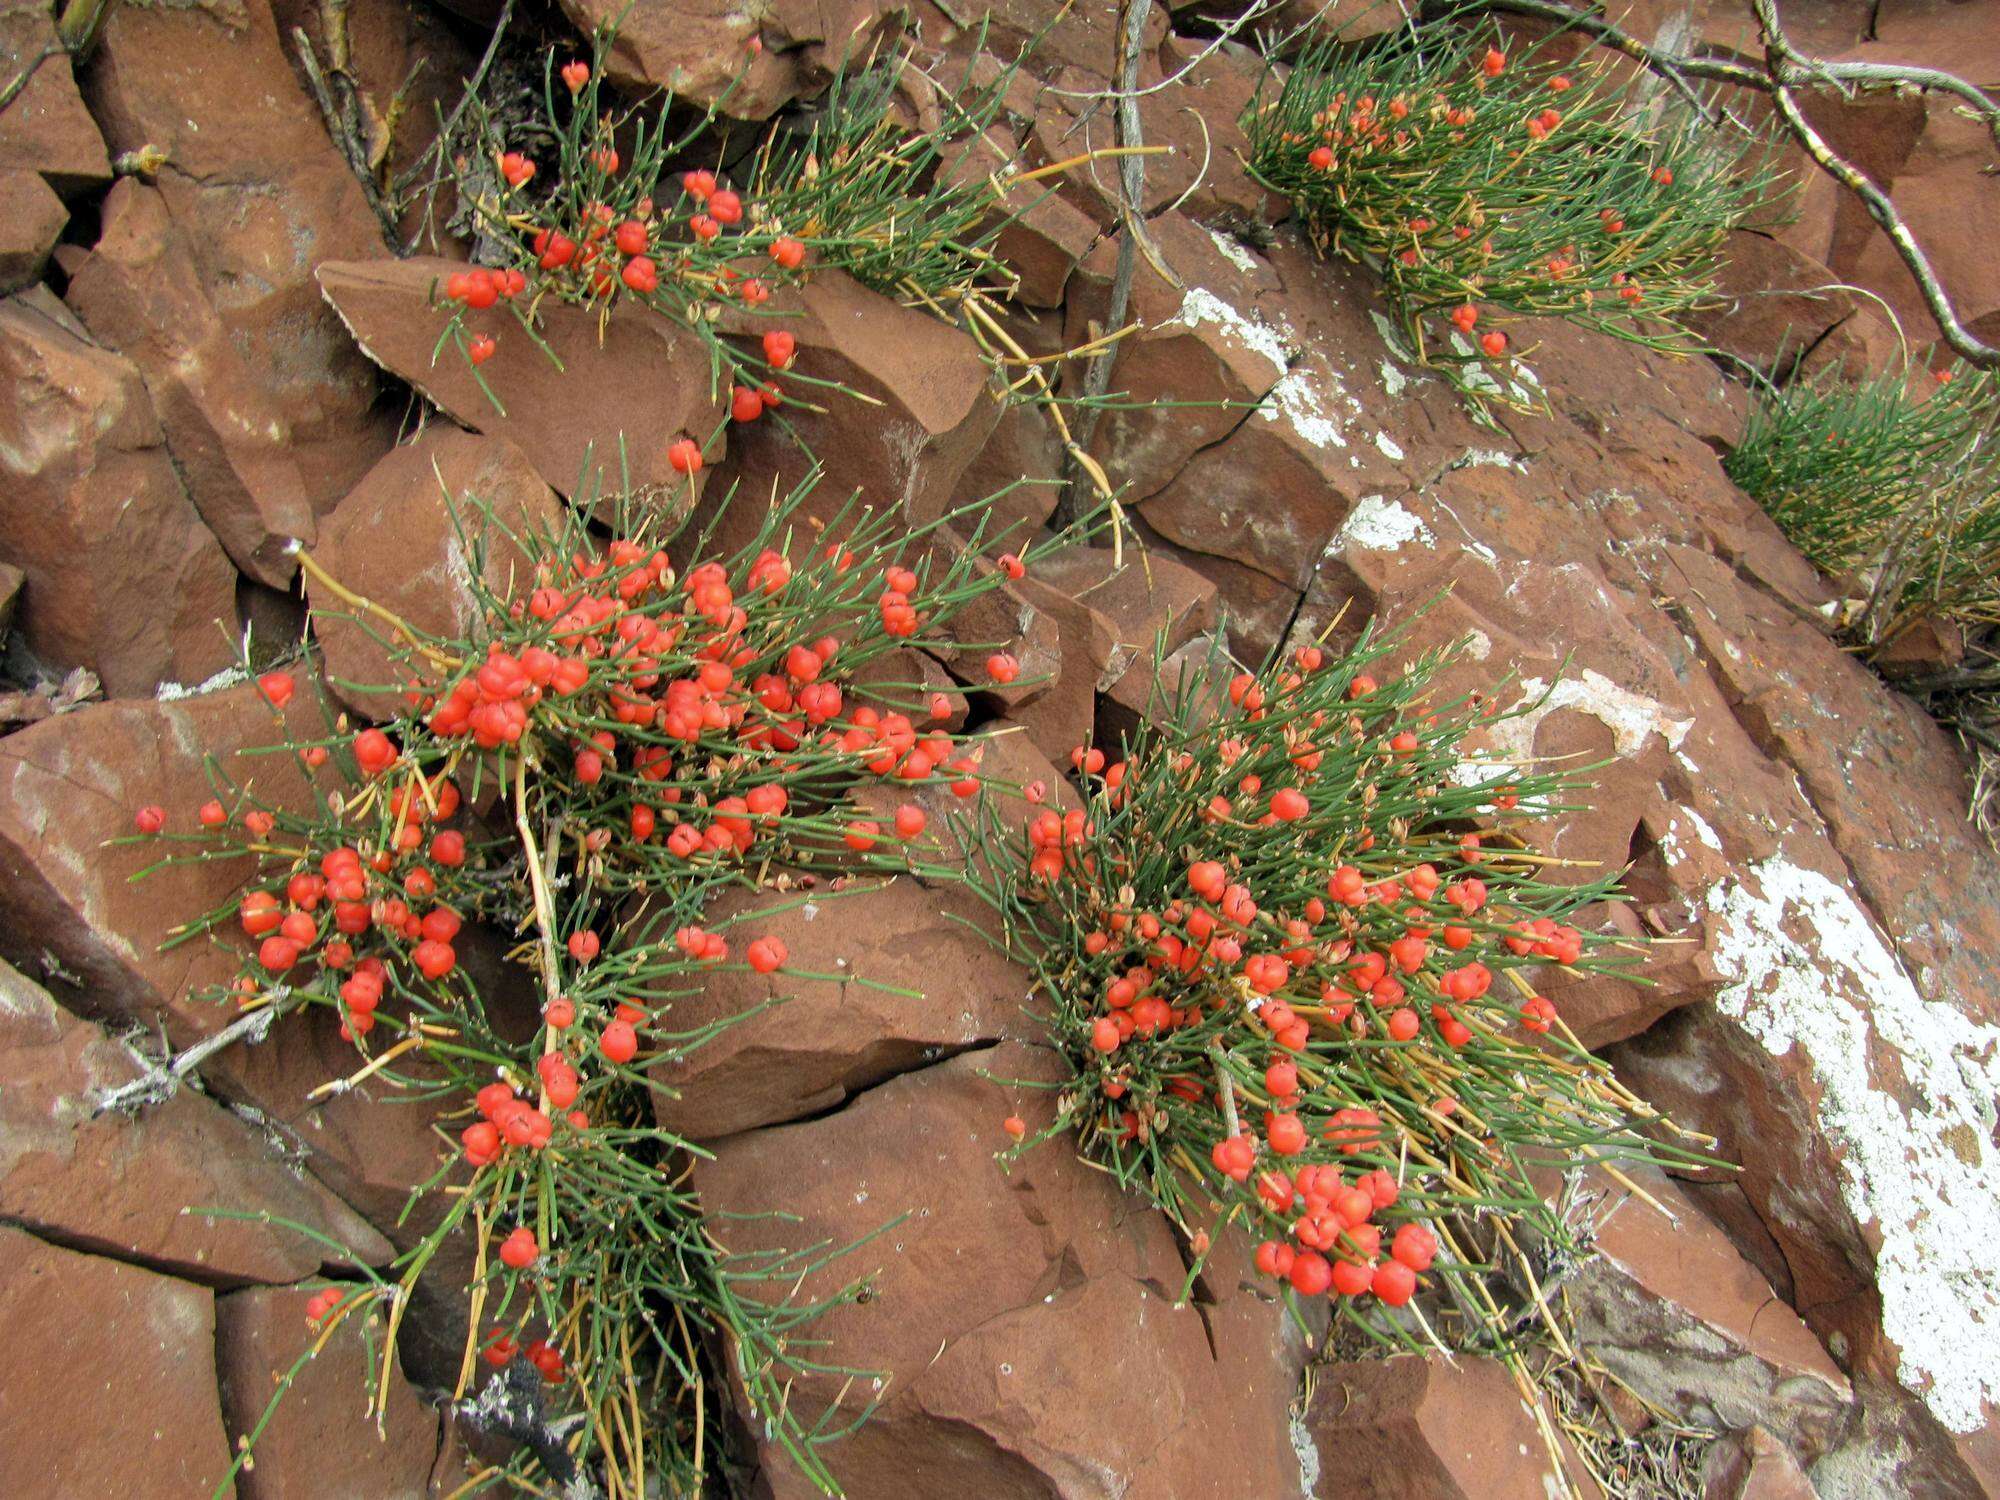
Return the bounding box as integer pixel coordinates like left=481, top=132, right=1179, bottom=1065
left=0, top=1225, right=236, bottom=1497
left=1704, top=1426, right=1823, bottom=1500
left=317, top=256, right=723, bottom=508
left=1569, top=1167, right=1850, bottom=1456
left=1065, top=214, right=1292, bottom=502
left=1299, top=1353, right=1602, bottom=1499
left=0, top=5, right=110, bottom=190
left=1140, top=238, right=1424, bottom=596
left=1100, top=626, right=1233, bottom=748
left=1767, top=11, right=2000, bottom=347
left=556, top=0, right=897, bottom=118
left=909, top=0, right=1168, bottom=79
left=696, top=1041, right=1307, bottom=1499
left=1869, top=612, right=1964, bottom=680
left=955, top=393, right=1065, bottom=544
left=1685, top=231, right=1901, bottom=380
left=1025, top=541, right=1220, bottom=665
left=0, top=677, right=330, bottom=1044
left=215, top=1283, right=437, bottom=1499
left=0, top=288, right=239, bottom=697
left=84, top=0, right=396, bottom=512
left=649, top=879, right=1035, bottom=1139
left=707, top=270, right=998, bottom=551
left=1004, top=572, right=1117, bottom=761
left=941, top=125, right=1102, bottom=307
left=0, top=960, right=391, bottom=1285
left=1028, top=45, right=1278, bottom=226
left=310, top=428, right=562, bottom=718
left=65, top=180, right=318, bottom=585
left=0, top=168, right=65, bottom=294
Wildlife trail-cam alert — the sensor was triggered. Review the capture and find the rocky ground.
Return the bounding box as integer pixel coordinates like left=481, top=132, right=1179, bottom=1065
left=1, top=0, right=1998, bottom=1497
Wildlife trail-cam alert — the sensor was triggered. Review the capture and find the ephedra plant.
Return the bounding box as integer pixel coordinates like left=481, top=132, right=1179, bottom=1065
left=126, top=476, right=1058, bottom=1497
left=955, top=623, right=1709, bottom=1476
left=1726, top=359, right=2000, bottom=649
left=1246, top=14, right=1773, bottom=407
left=427, top=29, right=1132, bottom=517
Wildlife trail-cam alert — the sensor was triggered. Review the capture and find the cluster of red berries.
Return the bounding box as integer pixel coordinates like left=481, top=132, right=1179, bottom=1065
left=483, top=1328, right=566, bottom=1382
left=996, top=639, right=1596, bottom=1315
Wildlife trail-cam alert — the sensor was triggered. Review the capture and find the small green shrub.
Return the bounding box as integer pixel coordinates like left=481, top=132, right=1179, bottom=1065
left=1726, top=361, right=2000, bottom=646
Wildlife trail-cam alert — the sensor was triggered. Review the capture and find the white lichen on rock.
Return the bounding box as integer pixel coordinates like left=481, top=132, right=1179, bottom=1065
left=1171, top=286, right=1289, bottom=377
left=1485, top=671, right=1695, bottom=763
left=1331, top=494, right=1432, bottom=552
left=1704, top=856, right=2000, bottom=1434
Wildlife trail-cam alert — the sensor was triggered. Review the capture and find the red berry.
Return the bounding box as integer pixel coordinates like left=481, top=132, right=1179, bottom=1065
left=599, top=1019, right=637, bottom=1064
left=134, top=805, right=166, bottom=834
left=986, top=653, right=1020, bottom=685
left=667, top=438, right=703, bottom=476
left=497, top=1226, right=538, bottom=1270
left=730, top=386, right=764, bottom=423
left=621, top=256, right=658, bottom=294
left=1372, top=1258, right=1418, bottom=1305
left=769, top=236, right=805, bottom=270
left=762, top=330, right=796, bottom=368
left=708, top=189, right=742, bottom=225
left=1288, top=1250, right=1333, bottom=1296
left=468, top=334, right=497, bottom=365
left=747, top=936, right=788, bottom=974
left=561, top=60, right=590, bottom=92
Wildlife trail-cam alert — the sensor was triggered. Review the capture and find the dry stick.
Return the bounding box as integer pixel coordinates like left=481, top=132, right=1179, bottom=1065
left=93, top=998, right=290, bottom=1114
left=1057, top=0, right=1158, bottom=530
left=1751, top=0, right=2000, bottom=369
left=513, top=752, right=567, bottom=1114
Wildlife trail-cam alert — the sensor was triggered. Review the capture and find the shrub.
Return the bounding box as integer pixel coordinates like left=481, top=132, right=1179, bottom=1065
left=1726, top=360, right=2000, bottom=647
left=955, top=626, right=1704, bottom=1357
left=132, top=477, right=1055, bottom=1496
left=426, top=36, right=1025, bottom=427
left=1245, top=16, right=1771, bottom=403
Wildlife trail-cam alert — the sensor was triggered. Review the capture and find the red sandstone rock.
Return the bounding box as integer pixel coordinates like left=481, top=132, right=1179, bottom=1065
left=311, top=428, right=562, bottom=718
left=1065, top=214, right=1291, bottom=502
left=317, top=256, right=724, bottom=508
left=1569, top=1167, right=1850, bottom=1456
left=0, top=289, right=239, bottom=697
left=215, top=1283, right=438, bottom=1499
left=696, top=1042, right=1307, bottom=1499
left=0, top=960, right=391, bottom=1284
left=84, top=0, right=396, bottom=511
left=0, top=677, right=329, bottom=1042
left=1300, top=1353, right=1603, bottom=1499
left=66, top=180, right=319, bottom=586
left=0, top=5, right=109, bottom=190
left=1705, top=1426, right=1825, bottom=1500
left=649, top=879, right=1035, bottom=1139
left=0, top=168, right=65, bottom=294
left=0, top=1225, right=236, bottom=1498
left=556, top=0, right=895, bottom=119
left=705, top=270, right=999, bottom=551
